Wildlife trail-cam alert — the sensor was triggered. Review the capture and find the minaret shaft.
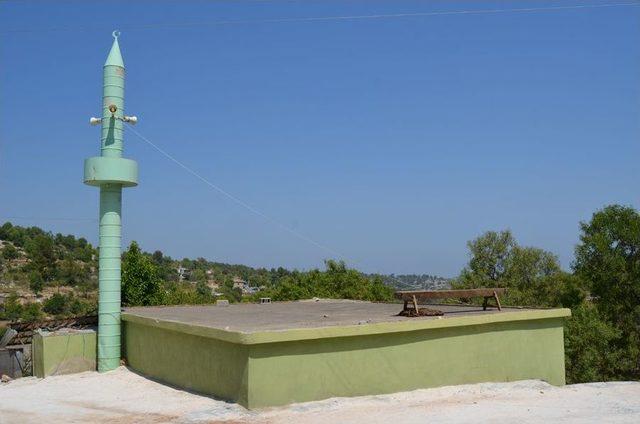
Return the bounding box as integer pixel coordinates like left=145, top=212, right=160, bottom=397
left=97, top=185, right=122, bottom=371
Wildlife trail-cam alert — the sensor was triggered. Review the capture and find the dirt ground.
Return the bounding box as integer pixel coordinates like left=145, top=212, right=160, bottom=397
left=1, top=367, right=639, bottom=423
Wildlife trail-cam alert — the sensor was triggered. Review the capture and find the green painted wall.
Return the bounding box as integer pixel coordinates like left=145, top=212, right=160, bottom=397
left=32, top=331, right=97, bottom=378
left=123, top=322, right=250, bottom=405
left=122, top=310, right=568, bottom=409
left=246, top=318, right=566, bottom=408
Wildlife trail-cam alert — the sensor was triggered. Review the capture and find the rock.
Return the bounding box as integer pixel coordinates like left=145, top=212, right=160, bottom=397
left=1, top=374, right=12, bottom=383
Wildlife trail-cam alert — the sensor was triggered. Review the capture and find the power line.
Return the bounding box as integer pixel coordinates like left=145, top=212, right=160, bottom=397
left=2, top=2, right=639, bottom=34
left=124, top=124, right=416, bottom=281
left=124, top=123, right=352, bottom=262
left=124, top=125, right=438, bottom=283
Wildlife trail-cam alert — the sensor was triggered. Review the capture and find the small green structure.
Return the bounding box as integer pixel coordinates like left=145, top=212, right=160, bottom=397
left=122, top=302, right=570, bottom=409
left=32, top=330, right=97, bottom=378
left=84, top=31, right=138, bottom=372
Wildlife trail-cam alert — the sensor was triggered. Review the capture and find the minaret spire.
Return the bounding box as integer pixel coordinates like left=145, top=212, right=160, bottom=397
left=104, top=31, right=125, bottom=68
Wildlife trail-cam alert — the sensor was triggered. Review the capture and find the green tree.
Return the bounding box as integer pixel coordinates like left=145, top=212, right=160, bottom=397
left=368, top=276, right=393, bottom=301
left=1, top=293, right=23, bottom=321
left=268, top=260, right=393, bottom=302
left=461, top=230, right=516, bottom=287
left=506, top=246, right=561, bottom=290
left=2, top=242, right=19, bottom=260
left=549, top=272, right=587, bottom=309
left=574, top=204, right=640, bottom=380
left=57, top=256, right=88, bottom=286
left=21, top=302, right=43, bottom=322
left=196, top=280, right=211, bottom=298
left=29, top=271, right=44, bottom=296
left=219, top=278, right=243, bottom=303
left=78, top=275, right=97, bottom=298
left=0, top=222, right=14, bottom=240
left=25, top=234, right=57, bottom=280
left=564, top=304, right=623, bottom=383
left=70, top=298, right=87, bottom=316
left=122, top=241, right=163, bottom=306
left=455, top=230, right=565, bottom=306
left=192, top=269, right=207, bottom=283
left=270, top=276, right=310, bottom=301
left=151, top=250, right=164, bottom=265
left=43, top=293, right=68, bottom=316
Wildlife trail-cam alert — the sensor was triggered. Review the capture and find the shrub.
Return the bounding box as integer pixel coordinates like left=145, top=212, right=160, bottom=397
left=43, top=293, right=68, bottom=316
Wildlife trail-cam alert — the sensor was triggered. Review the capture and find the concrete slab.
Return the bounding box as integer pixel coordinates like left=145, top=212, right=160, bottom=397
left=123, top=300, right=536, bottom=333
left=0, top=367, right=640, bottom=424
left=2, top=368, right=640, bottom=423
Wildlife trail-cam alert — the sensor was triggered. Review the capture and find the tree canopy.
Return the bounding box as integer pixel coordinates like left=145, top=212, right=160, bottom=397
left=121, top=241, right=163, bottom=307
left=574, top=205, right=640, bottom=380
left=455, top=229, right=580, bottom=307
left=265, top=260, right=393, bottom=302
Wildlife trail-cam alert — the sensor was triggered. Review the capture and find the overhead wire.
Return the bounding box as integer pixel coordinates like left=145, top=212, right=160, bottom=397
left=124, top=124, right=420, bottom=284
left=123, top=123, right=353, bottom=263
left=2, top=2, right=639, bottom=34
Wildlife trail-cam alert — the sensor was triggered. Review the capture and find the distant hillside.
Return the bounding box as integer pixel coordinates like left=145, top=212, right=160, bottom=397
left=0, top=221, right=449, bottom=322
left=0, top=222, right=448, bottom=294
left=371, top=274, right=451, bottom=291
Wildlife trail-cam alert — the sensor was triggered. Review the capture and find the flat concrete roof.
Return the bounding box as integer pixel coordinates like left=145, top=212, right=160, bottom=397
left=122, top=300, right=570, bottom=345
left=125, top=300, right=532, bottom=332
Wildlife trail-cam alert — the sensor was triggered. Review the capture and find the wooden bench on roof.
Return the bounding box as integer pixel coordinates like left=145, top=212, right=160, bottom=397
left=394, top=288, right=506, bottom=316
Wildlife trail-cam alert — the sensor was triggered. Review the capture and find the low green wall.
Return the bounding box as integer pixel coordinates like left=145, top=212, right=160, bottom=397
left=123, top=322, right=250, bottom=405
left=247, top=318, right=565, bottom=408
left=32, top=330, right=96, bottom=378
left=122, top=310, right=569, bottom=409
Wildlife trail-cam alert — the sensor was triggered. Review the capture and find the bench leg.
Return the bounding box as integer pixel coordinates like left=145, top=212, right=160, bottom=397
left=482, top=293, right=502, bottom=311
left=493, top=290, right=502, bottom=311
left=412, top=295, right=419, bottom=315
left=403, top=300, right=409, bottom=312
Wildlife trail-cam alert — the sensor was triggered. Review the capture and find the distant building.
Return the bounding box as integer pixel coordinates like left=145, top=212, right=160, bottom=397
left=177, top=267, right=190, bottom=281
left=231, top=277, right=261, bottom=295
left=232, top=276, right=246, bottom=290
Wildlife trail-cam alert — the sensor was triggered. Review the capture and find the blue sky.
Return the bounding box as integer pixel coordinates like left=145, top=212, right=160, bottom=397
left=1, top=0, right=638, bottom=276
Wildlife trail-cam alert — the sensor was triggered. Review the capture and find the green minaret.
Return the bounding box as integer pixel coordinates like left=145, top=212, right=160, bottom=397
left=84, top=31, right=138, bottom=372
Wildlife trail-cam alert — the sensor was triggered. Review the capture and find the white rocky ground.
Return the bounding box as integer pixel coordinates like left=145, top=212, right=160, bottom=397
left=0, top=367, right=638, bottom=423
